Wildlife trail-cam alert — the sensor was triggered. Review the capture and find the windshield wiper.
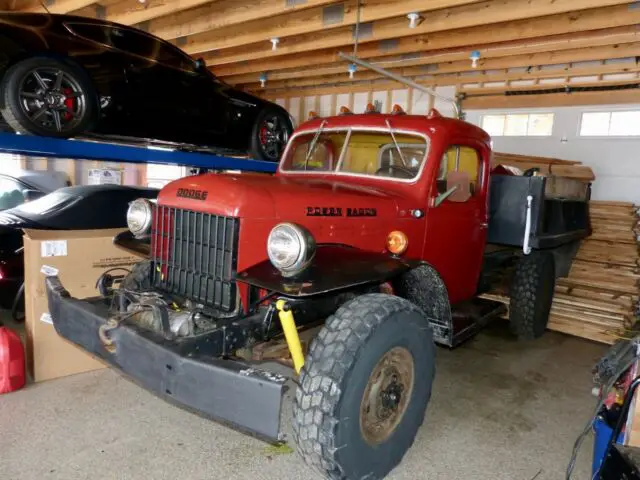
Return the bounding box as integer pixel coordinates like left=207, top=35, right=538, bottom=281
left=304, top=120, right=328, bottom=170
left=385, top=119, right=407, bottom=167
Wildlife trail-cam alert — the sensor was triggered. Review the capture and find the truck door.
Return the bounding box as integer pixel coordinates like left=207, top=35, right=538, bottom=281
left=422, top=143, right=489, bottom=304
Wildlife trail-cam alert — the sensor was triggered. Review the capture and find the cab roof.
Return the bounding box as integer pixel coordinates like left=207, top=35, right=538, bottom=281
left=293, top=108, right=490, bottom=144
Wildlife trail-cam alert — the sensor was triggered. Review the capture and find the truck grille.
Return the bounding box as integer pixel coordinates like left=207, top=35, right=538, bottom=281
left=150, top=206, right=239, bottom=312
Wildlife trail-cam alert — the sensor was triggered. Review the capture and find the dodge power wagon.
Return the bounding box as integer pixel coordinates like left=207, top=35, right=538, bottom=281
left=46, top=107, right=591, bottom=480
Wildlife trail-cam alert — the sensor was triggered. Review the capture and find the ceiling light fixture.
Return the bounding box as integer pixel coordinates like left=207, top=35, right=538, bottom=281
left=270, top=37, right=280, bottom=51
left=470, top=50, right=481, bottom=68
left=259, top=73, right=267, bottom=88
left=347, top=63, right=357, bottom=79
left=407, top=12, right=421, bottom=28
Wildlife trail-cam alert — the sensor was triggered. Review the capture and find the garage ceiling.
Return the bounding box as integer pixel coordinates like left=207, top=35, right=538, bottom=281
left=4, top=0, right=640, bottom=99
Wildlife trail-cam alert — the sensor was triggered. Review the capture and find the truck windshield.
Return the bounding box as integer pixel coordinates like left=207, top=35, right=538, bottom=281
left=280, top=129, right=429, bottom=180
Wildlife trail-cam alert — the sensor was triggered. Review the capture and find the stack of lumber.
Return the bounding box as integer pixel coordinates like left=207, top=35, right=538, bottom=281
left=548, top=201, right=640, bottom=344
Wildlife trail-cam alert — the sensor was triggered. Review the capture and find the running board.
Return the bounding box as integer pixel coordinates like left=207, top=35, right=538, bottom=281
left=450, top=298, right=507, bottom=347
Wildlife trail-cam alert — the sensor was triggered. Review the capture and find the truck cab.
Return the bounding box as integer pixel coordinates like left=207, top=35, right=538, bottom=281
left=45, top=106, right=591, bottom=480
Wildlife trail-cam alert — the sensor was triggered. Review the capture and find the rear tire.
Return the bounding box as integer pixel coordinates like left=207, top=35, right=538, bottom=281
left=0, top=56, right=98, bottom=138
left=248, top=107, right=292, bottom=162
left=293, top=294, right=435, bottom=480
left=509, top=251, right=555, bottom=340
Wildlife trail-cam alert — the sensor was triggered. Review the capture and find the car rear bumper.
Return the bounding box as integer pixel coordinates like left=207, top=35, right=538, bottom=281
left=45, top=276, right=286, bottom=442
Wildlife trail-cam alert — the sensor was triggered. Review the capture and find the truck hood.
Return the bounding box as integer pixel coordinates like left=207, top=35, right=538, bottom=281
left=158, top=173, right=401, bottom=219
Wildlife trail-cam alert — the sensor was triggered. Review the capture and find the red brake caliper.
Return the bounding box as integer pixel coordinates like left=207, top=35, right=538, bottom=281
left=63, top=88, right=74, bottom=121
left=259, top=125, right=268, bottom=145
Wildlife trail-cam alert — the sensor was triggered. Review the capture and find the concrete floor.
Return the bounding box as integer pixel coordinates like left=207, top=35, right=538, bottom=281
left=0, top=319, right=605, bottom=480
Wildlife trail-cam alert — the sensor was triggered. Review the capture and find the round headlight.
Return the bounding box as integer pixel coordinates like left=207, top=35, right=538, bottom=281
left=267, top=223, right=316, bottom=277
left=127, top=198, right=153, bottom=237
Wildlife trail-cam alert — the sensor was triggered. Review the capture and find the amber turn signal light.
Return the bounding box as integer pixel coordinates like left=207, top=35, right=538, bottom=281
left=386, top=231, right=408, bottom=255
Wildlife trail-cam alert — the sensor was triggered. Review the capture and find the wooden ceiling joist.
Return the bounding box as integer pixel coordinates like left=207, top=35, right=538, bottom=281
left=257, top=62, right=640, bottom=93
left=224, top=31, right=640, bottom=85
left=180, top=0, right=484, bottom=55
left=21, top=0, right=95, bottom=13
left=210, top=5, right=640, bottom=79
left=200, top=0, right=632, bottom=65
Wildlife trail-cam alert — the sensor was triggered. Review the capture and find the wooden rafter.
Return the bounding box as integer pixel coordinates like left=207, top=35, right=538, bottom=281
left=198, top=0, right=632, bottom=64
left=258, top=62, right=640, bottom=94
left=179, top=0, right=484, bottom=54
left=19, top=0, right=96, bottom=12
left=222, top=29, right=640, bottom=85
left=210, top=6, right=640, bottom=78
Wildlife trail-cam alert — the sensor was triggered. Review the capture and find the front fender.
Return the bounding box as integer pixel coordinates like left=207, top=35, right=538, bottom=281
left=238, top=244, right=420, bottom=297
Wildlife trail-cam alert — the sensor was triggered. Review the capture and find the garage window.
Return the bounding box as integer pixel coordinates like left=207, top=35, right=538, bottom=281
left=580, top=111, right=640, bottom=136
left=481, top=113, right=554, bottom=136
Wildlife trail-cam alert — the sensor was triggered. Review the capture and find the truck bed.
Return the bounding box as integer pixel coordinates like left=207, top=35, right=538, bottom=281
left=487, top=174, right=591, bottom=249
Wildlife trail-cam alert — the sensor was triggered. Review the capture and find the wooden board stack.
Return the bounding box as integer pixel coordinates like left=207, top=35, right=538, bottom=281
left=485, top=153, right=639, bottom=344
left=549, top=201, right=640, bottom=344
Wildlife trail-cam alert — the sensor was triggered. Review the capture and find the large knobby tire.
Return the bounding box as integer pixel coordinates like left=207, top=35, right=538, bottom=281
left=1, top=56, right=98, bottom=137
left=293, top=294, right=436, bottom=480
left=249, top=107, right=292, bottom=162
left=509, top=251, right=555, bottom=340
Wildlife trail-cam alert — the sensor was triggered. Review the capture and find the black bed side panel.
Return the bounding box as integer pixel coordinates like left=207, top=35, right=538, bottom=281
left=487, top=175, right=590, bottom=248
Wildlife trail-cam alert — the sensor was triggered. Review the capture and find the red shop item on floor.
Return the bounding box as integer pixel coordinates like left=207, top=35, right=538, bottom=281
left=0, top=327, right=26, bottom=393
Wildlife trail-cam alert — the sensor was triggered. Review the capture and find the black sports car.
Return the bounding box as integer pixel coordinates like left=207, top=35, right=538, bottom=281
left=0, top=13, right=293, bottom=161
left=0, top=185, right=158, bottom=311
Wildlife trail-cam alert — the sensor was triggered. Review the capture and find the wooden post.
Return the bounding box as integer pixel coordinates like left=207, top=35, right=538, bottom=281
left=407, top=87, right=414, bottom=114
left=331, top=94, right=337, bottom=116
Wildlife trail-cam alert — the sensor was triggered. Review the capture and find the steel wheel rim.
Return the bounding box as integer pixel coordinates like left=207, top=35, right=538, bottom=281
left=18, top=67, right=87, bottom=133
left=359, top=346, right=415, bottom=446
left=259, top=115, right=288, bottom=160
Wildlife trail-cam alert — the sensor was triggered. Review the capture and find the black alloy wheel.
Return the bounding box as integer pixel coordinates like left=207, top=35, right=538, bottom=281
left=1, top=57, right=98, bottom=138
left=250, top=108, right=292, bottom=162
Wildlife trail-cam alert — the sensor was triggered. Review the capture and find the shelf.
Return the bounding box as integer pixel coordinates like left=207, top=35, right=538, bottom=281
left=0, top=133, right=278, bottom=173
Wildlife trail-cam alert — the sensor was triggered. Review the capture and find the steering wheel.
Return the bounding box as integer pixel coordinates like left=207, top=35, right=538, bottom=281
left=375, top=165, right=414, bottom=178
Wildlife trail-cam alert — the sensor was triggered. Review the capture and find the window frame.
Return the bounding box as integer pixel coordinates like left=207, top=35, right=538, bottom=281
left=578, top=109, right=640, bottom=138
left=280, top=127, right=431, bottom=184
left=434, top=145, right=483, bottom=202
left=480, top=112, right=555, bottom=137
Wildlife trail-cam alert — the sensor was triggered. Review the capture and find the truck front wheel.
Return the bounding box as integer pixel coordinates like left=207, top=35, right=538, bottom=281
left=292, top=294, right=435, bottom=480
left=509, top=251, right=555, bottom=340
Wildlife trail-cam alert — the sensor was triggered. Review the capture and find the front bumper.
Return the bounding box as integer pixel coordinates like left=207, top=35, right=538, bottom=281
left=45, top=276, right=286, bottom=442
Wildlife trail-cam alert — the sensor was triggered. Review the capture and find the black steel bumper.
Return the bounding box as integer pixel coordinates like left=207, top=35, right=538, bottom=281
left=45, top=276, right=286, bottom=442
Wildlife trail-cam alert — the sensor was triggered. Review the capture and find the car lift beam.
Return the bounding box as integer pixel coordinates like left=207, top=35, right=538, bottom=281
left=0, top=133, right=277, bottom=173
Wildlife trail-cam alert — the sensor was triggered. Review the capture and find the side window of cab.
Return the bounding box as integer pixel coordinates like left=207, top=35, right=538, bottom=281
left=435, top=146, right=481, bottom=204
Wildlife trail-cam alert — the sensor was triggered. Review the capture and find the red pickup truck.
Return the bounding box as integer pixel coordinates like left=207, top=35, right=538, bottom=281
left=46, top=107, right=590, bottom=480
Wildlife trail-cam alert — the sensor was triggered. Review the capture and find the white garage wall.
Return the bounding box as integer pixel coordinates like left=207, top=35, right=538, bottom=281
left=465, top=105, right=640, bottom=203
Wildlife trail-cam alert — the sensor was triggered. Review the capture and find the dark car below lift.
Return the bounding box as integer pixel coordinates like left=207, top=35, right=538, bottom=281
left=0, top=13, right=293, bottom=162
left=0, top=185, right=158, bottom=312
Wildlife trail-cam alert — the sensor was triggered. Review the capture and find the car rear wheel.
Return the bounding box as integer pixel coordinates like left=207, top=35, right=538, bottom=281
left=249, top=107, right=292, bottom=162
left=0, top=57, right=98, bottom=138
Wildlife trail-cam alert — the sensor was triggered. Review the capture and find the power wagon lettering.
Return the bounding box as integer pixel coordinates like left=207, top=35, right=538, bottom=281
left=306, top=207, right=377, bottom=217
left=176, top=188, right=208, bottom=201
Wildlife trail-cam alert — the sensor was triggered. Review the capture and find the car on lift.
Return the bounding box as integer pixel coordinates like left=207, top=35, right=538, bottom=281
left=0, top=184, right=158, bottom=313
left=45, top=107, right=591, bottom=480
left=0, top=12, right=293, bottom=162
left=0, top=169, right=69, bottom=307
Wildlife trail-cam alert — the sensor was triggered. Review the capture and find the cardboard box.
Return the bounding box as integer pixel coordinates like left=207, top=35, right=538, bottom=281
left=23, top=228, right=143, bottom=382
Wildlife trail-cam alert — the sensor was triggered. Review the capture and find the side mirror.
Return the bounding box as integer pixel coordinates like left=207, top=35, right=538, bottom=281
left=194, top=58, right=206, bottom=73
left=434, top=171, right=471, bottom=206
left=23, top=189, right=44, bottom=202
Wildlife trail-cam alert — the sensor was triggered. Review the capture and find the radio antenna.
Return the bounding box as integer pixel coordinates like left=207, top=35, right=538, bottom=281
left=38, top=0, right=51, bottom=14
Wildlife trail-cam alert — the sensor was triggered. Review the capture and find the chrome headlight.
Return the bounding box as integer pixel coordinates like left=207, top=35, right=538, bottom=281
left=127, top=198, right=153, bottom=237
left=267, top=223, right=316, bottom=277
